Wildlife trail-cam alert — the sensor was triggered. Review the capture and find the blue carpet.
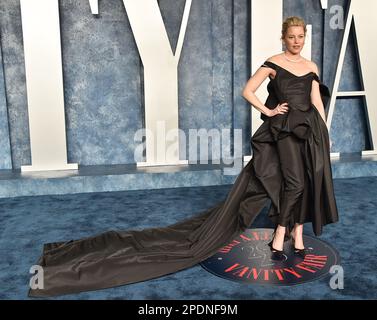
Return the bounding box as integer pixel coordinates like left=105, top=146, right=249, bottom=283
left=0, top=176, right=376, bottom=300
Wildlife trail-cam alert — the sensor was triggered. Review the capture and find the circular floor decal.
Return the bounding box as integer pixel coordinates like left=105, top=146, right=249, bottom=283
left=200, top=228, right=341, bottom=286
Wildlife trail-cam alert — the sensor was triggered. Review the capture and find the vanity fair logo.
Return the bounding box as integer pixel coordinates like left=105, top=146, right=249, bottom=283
left=200, top=228, right=341, bottom=285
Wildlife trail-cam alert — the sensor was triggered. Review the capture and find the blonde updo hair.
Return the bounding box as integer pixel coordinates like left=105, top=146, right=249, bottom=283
left=281, top=16, right=307, bottom=40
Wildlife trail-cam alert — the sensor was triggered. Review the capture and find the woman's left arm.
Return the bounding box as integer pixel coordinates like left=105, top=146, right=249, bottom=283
left=310, top=62, right=332, bottom=148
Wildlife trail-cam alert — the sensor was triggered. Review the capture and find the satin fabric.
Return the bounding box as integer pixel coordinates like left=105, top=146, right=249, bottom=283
left=28, top=60, right=338, bottom=297
left=275, top=134, right=308, bottom=227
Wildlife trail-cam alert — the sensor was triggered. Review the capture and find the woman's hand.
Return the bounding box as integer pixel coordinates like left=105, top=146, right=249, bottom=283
left=267, top=102, right=289, bottom=117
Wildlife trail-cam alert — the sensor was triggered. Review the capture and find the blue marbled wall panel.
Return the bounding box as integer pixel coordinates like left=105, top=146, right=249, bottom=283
left=323, top=0, right=349, bottom=90
left=339, top=20, right=362, bottom=92
left=182, top=0, right=237, bottom=161
left=0, top=37, right=12, bottom=169
left=159, top=0, right=186, bottom=54
left=211, top=1, right=233, bottom=159
left=330, top=97, right=370, bottom=152
left=0, top=1, right=30, bottom=169
left=233, top=0, right=251, bottom=156
left=60, top=0, right=143, bottom=165
left=0, top=0, right=371, bottom=169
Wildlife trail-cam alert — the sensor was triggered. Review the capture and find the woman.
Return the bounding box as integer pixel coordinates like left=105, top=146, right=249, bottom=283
left=242, top=16, right=338, bottom=259
left=29, top=16, right=338, bottom=297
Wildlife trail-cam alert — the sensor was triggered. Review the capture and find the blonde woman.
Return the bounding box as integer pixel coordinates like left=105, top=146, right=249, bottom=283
left=242, top=16, right=338, bottom=259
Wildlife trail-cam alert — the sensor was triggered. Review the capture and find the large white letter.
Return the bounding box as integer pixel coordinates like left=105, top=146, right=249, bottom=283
left=327, top=0, right=377, bottom=156
left=20, top=0, right=77, bottom=172
left=122, top=0, right=192, bottom=166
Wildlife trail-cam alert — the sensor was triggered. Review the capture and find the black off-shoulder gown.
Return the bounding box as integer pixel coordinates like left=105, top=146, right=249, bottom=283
left=28, top=60, right=339, bottom=297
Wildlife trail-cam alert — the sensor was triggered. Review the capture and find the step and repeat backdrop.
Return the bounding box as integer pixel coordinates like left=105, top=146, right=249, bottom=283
left=0, top=0, right=375, bottom=171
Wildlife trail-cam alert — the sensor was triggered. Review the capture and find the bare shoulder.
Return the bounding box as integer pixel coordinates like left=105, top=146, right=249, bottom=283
left=305, top=59, right=319, bottom=75
left=265, top=53, right=283, bottom=64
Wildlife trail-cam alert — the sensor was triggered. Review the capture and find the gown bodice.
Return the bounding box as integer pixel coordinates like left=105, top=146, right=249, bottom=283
left=267, top=63, right=314, bottom=111
left=260, top=60, right=330, bottom=141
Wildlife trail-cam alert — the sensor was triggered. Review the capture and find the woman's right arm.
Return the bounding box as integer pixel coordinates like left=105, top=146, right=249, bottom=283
left=242, top=66, right=288, bottom=117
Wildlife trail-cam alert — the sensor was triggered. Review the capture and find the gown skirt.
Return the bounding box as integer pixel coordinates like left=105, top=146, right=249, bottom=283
left=28, top=61, right=339, bottom=297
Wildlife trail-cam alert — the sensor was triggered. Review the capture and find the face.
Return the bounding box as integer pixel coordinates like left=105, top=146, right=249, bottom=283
left=283, top=26, right=305, bottom=54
